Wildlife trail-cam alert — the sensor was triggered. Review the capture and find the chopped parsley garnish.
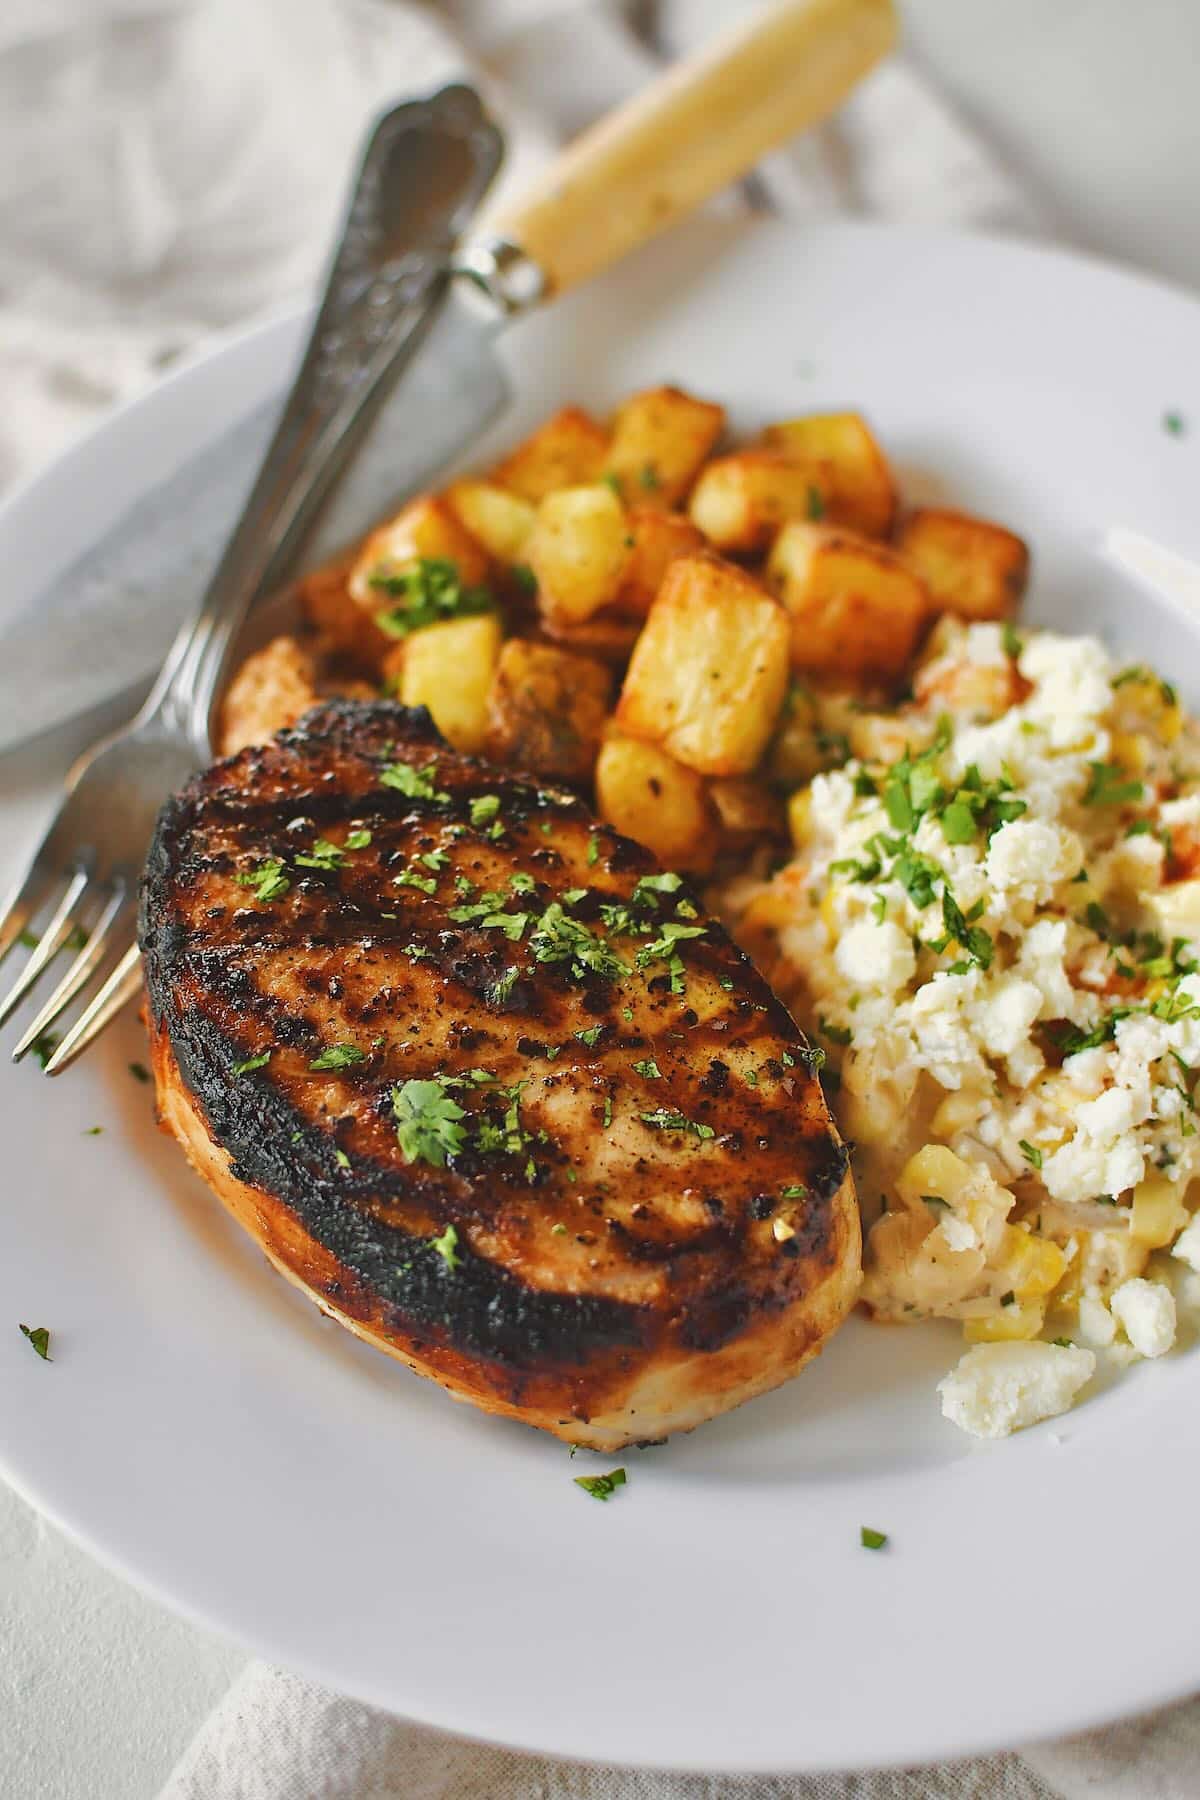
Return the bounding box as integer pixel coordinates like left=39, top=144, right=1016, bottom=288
left=404, top=942, right=430, bottom=960
left=233, top=1051, right=272, bottom=1075
left=488, top=967, right=520, bottom=1005
left=510, top=562, right=538, bottom=596
left=638, top=1109, right=715, bottom=1140
left=370, top=556, right=494, bottom=637
left=380, top=760, right=449, bottom=804
left=941, top=890, right=993, bottom=970
left=83, top=1126, right=103, bottom=1137
left=860, top=1527, right=888, bottom=1551
left=429, top=1222, right=462, bottom=1270
left=345, top=828, right=372, bottom=850
left=19, top=1324, right=51, bottom=1361
left=1018, top=1139, right=1043, bottom=1170
left=236, top=858, right=290, bottom=902
left=30, top=1032, right=61, bottom=1070
left=334, top=1148, right=351, bottom=1170
left=602, top=471, right=623, bottom=495
left=309, top=1044, right=367, bottom=1072
left=129, top=1061, right=151, bottom=1084
left=574, top=1467, right=627, bottom=1502
left=392, top=1078, right=468, bottom=1168
left=551, top=1222, right=568, bottom=1236
left=470, top=794, right=501, bottom=827
left=587, top=833, right=601, bottom=867
left=575, top=1026, right=602, bottom=1048
left=1163, top=410, right=1186, bottom=437
left=1083, top=761, right=1143, bottom=807
left=421, top=849, right=449, bottom=873
left=638, top=462, right=660, bottom=490
left=294, top=837, right=346, bottom=871
left=393, top=868, right=438, bottom=895
left=1051, top=1337, right=1074, bottom=1349
left=529, top=903, right=629, bottom=983
left=1002, top=621, right=1023, bottom=659
left=632, top=1058, right=662, bottom=1080
left=806, top=483, right=824, bottom=520
left=780, top=1183, right=807, bottom=1199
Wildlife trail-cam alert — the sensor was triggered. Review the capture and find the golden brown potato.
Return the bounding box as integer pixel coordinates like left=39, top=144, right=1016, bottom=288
left=687, top=451, right=828, bottom=553
left=595, top=733, right=718, bottom=872
left=445, top=480, right=536, bottom=565
left=763, top=412, right=896, bottom=538
left=616, top=553, right=790, bottom=776
left=527, top=483, right=633, bottom=625
left=218, top=636, right=320, bottom=756
left=385, top=612, right=503, bottom=753
left=616, top=506, right=707, bottom=616
left=540, top=608, right=642, bottom=665
left=604, top=386, right=725, bottom=507
left=708, top=776, right=787, bottom=850
left=295, top=559, right=380, bottom=667
left=485, top=638, right=612, bottom=783
left=896, top=507, right=1030, bottom=621
left=766, top=523, right=931, bottom=685
left=490, top=406, right=609, bottom=502
left=348, top=496, right=489, bottom=605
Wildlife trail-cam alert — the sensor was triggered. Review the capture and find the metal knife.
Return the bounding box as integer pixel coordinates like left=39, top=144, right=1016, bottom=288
left=0, top=0, right=896, bottom=750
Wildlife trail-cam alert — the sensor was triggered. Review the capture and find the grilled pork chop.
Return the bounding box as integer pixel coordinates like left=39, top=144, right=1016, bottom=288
left=140, top=702, right=859, bottom=1448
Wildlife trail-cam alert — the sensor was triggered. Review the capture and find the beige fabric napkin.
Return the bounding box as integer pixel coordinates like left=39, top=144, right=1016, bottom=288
left=3, top=2, right=1194, bottom=1796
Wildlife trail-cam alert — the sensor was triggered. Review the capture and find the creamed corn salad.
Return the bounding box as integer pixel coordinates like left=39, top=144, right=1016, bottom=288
left=724, top=616, right=1200, bottom=1435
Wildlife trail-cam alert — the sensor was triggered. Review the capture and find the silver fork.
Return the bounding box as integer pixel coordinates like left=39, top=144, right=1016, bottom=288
left=0, top=86, right=502, bottom=1075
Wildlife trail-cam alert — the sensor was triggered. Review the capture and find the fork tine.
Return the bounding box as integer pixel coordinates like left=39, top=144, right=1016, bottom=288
left=12, top=885, right=128, bottom=1062
left=0, top=866, right=91, bottom=1028
left=0, top=853, right=55, bottom=966
left=43, top=941, right=142, bottom=1077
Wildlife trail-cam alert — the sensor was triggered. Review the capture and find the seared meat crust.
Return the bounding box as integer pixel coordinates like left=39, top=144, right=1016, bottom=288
left=140, top=702, right=859, bottom=1447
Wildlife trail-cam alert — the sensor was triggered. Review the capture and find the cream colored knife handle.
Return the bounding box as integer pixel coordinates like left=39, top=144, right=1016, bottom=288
left=490, top=0, right=896, bottom=299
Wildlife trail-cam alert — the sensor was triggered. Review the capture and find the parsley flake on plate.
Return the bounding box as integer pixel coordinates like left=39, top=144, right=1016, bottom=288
left=19, top=1324, right=51, bottom=1361
left=236, top=858, right=290, bottom=902
left=639, top=1109, right=715, bottom=1140
left=860, top=1526, right=888, bottom=1551
left=574, top=1467, right=627, bottom=1502
left=430, top=1222, right=462, bottom=1270
left=233, top=1051, right=272, bottom=1076
left=380, top=760, right=450, bottom=803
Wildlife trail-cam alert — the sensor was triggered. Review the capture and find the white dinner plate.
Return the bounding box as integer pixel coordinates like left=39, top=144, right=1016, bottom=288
left=2, top=220, right=1199, bottom=1774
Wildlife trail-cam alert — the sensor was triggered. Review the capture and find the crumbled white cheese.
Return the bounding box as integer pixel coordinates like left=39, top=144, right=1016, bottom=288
left=1172, top=1217, right=1200, bottom=1274
left=833, top=919, right=915, bottom=993
left=985, top=818, right=1082, bottom=897
left=1077, top=1293, right=1117, bottom=1347
left=938, top=1342, right=1096, bottom=1439
left=1110, top=1278, right=1177, bottom=1357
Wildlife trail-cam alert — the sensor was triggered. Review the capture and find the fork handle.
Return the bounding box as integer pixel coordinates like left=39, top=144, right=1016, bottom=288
left=140, top=87, right=503, bottom=760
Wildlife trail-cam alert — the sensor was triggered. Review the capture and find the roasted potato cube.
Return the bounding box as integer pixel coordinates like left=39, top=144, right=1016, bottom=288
left=446, top=480, right=536, bottom=565
left=295, top=559, right=379, bottom=667
left=708, top=776, right=786, bottom=849
left=541, top=607, right=642, bottom=665
left=527, top=483, right=632, bottom=625
left=485, top=638, right=612, bottom=783
left=896, top=507, right=1030, bottom=621
left=218, top=636, right=319, bottom=757
left=490, top=406, right=609, bottom=502
left=348, top=496, right=489, bottom=606
left=766, top=523, right=931, bottom=684
left=616, top=554, right=790, bottom=775
left=763, top=412, right=896, bottom=538
left=616, top=505, right=707, bottom=616
left=387, top=612, right=502, bottom=754
left=688, top=451, right=828, bottom=553
left=595, top=733, right=717, bottom=872
left=605, top=386, right=725, bottom=507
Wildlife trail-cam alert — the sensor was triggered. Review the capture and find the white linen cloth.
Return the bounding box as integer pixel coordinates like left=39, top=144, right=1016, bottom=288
left=2, top=2, right=1196, bottom=1796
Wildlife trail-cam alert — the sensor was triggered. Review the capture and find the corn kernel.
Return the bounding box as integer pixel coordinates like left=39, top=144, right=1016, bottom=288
left=995, top=1225, right=1069, bottom=1299
left=1130, top=1175, right=1190, bottom=1247
left=964, top=1298, right=1046, bottom=1342
left=788, top=789, right=813, bottom=849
